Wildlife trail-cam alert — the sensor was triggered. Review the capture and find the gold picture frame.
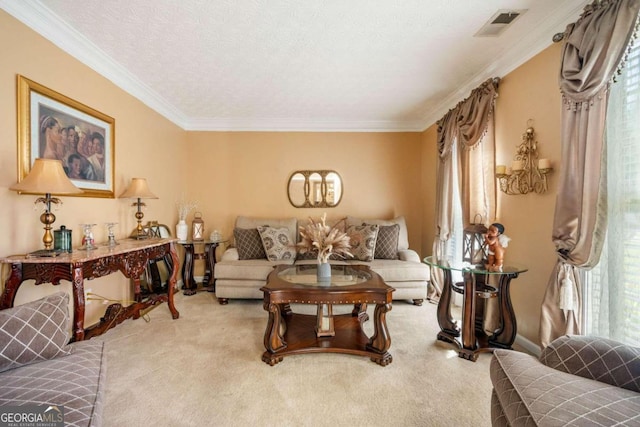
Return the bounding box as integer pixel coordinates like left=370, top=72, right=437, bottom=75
left=16, top=75, right=115, bottom=198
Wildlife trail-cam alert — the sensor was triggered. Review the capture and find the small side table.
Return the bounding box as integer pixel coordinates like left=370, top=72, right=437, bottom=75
left=423, top=256, right=527, bottom=361
left=178, top=240, right=227, bottom=296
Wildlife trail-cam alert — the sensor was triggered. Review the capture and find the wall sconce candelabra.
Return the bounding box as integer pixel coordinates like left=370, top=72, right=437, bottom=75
left=495, top=121, right=553, bottom=195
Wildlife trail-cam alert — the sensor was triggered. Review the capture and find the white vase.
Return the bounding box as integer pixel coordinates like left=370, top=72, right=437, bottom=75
left=176, top=220, right=188, bottom=241
left=317, top=262, right=331, bottom=282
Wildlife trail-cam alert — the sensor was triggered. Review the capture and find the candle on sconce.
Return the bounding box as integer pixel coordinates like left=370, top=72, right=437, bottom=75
left=496, top=165, right=506, bottom=175
left=512, top=160, right=524, bottom=171
left=538, top=158, right=551, bottom=169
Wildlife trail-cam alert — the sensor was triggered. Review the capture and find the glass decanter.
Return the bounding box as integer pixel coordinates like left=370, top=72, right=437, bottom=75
left=105, top=222, right=118, bottom=247
left=80, top=223, right=97, bottom=250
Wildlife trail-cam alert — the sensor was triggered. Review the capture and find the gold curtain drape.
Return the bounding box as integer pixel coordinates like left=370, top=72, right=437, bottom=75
left=539, top=0, right=640, bottom=348
left=430, top=78, right=499, bottom=300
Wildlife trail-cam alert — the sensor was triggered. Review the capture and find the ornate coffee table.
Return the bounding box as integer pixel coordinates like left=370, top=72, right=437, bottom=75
left=260, top=264, right=395, bottom=366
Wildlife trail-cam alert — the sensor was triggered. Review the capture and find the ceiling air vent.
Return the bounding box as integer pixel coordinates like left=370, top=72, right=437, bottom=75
left=474, top=9, right=527, bottom=37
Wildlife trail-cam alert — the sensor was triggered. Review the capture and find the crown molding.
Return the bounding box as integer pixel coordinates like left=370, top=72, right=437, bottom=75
left=184, top=117, right=425, bottom=132
left=0, top=0, right=190, bottom=128
left=418, top=0, right=589, bottom=131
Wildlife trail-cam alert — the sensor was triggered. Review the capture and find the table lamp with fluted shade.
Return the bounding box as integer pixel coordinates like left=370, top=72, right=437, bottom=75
left=119, top=178, right=158, bottom=239
left=10, top=158, right=83, bottom=249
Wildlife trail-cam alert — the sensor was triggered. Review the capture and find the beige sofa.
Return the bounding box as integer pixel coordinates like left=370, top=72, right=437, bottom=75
left=214, top=215, right=430, bottom=305
left=490, top=335, right=640, bottom=426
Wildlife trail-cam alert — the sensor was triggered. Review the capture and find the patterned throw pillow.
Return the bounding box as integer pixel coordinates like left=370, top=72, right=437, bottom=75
left=0, top=292, right=72, bottom=373
left=257, top=226, right=297, bottom=261
left=296, top=250, right=318, bottom=261
left=373, top=224, right=400, bottom=259
left=296, top=250, right=344, bottom=261
left=347, top=224, right=379, bottom=261
left=233, top=228, right=267, bottom=260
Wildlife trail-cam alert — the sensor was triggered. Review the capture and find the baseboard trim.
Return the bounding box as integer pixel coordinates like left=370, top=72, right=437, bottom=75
left=515, top=334, right=541, bottom=357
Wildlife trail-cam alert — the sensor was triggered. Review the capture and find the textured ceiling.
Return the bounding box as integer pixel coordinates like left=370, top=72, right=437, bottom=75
left=1, top=0, right=588, bottom=131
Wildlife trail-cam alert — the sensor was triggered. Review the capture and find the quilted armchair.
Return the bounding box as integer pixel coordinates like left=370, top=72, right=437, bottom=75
left=0, top=292, right=106, bottom=427
left=490, top=335, right=640, bottom=426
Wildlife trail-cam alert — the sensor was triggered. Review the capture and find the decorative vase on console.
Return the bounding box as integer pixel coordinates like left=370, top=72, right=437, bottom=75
left=176, top=195, right=197, bottom=241
left=296, top=213, right=353, bottom=282
left=176, top=220, right=188, bottom=241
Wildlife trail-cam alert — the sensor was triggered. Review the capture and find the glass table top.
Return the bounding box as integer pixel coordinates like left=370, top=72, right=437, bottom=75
left=278, top=265, right=372, bottom=287
left=423, top=256, right=528, bottom=275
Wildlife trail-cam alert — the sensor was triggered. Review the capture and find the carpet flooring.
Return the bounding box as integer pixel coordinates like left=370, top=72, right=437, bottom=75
left=97, top=291, right=494, bottom=426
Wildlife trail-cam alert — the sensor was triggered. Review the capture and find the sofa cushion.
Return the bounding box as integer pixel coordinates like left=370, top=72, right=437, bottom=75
left=0, top=340, right=106, bottom=427
left=491, top=349, right=640, bottom=426
left=234, top=228, right=267, bottom=260
left=347, top=224, right=379, bottom=262
left=347, top=216, right=409, bottom=251
left=359, top=259, right=430, bottom=282
left=236, top=216, right=297, bottom=245
left=257, top=226, right=296, bottom=261
left=373, top=224, right=400, bottom=259
left=0, top=292, right=72, bottom=373
left=216, top=258, right=295, bottom=280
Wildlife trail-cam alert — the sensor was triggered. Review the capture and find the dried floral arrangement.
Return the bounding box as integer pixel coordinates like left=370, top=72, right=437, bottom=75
left=176, top=194, right=198, bottom=221
left=297, top=213, right=352, bottom=263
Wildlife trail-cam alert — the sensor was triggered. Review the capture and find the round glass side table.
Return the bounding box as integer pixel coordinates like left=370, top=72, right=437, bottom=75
left=423, top=256, right=528, bottom=361
left=177, top=239, right=228, bottom=295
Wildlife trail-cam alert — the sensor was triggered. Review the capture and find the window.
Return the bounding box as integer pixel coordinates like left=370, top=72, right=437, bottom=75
left=584, top=43, right=640, bottom=347
left=448, top=142, right=465, bottom=285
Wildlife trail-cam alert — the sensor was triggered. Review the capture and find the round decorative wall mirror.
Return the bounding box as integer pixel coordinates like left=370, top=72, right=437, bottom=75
left=287, top=170, right=343, bottom=208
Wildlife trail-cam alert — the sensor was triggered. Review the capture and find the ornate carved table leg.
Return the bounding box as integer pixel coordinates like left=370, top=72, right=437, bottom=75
left=367, top=302, right=393, bottom=366
left=182, top=243, right=197, bottom=295
left=0, top=263, right=23, bottom=309
left=201, top=243, right=211, bottom=287
left=436, top=268, right=460, bottom=345
left=262, top=302, right=286, bottom=365
left=459, top=272, right=478, bottom=361
left=131, top=275, right=143, bottom=319
left=489, top=273, right=519, bottom=348
left=71, top=264, right=86, bottom=342
left=207, top=242, right=220, bottom=292
left=166, top=242, right=180, bottom=319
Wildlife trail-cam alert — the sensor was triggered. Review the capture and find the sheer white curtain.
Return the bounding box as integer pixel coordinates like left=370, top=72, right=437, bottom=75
left=585, top=43, right=640, bottom=347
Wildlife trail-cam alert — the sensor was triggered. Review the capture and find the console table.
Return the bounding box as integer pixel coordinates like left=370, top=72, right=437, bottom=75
left=0, top=238, right=180, bottom=342
left=423, top=256, right=527, bottom=361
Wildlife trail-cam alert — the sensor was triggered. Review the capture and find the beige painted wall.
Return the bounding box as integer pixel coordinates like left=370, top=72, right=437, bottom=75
left=0, top=11, right=189, bottom=325
left=185, top=131, right=424, bottom=252
left=420, top=124, right=438, bottom=258
left=493, top=43, right=562, bottom=346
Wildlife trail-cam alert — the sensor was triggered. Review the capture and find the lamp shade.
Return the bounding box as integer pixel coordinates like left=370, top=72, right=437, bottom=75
left=10, top=158, right=82, bottom=195
left=119, top=178, right=158, bottom=199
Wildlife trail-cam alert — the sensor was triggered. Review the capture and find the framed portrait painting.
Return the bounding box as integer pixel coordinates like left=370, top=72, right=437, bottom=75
left=16, top=75, right=115, bottom=198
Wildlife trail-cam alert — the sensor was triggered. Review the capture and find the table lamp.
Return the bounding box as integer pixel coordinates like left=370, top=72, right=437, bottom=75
left=119, top=178, right=158, bottom=239
left=10, top=158, right=83, bottom=249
